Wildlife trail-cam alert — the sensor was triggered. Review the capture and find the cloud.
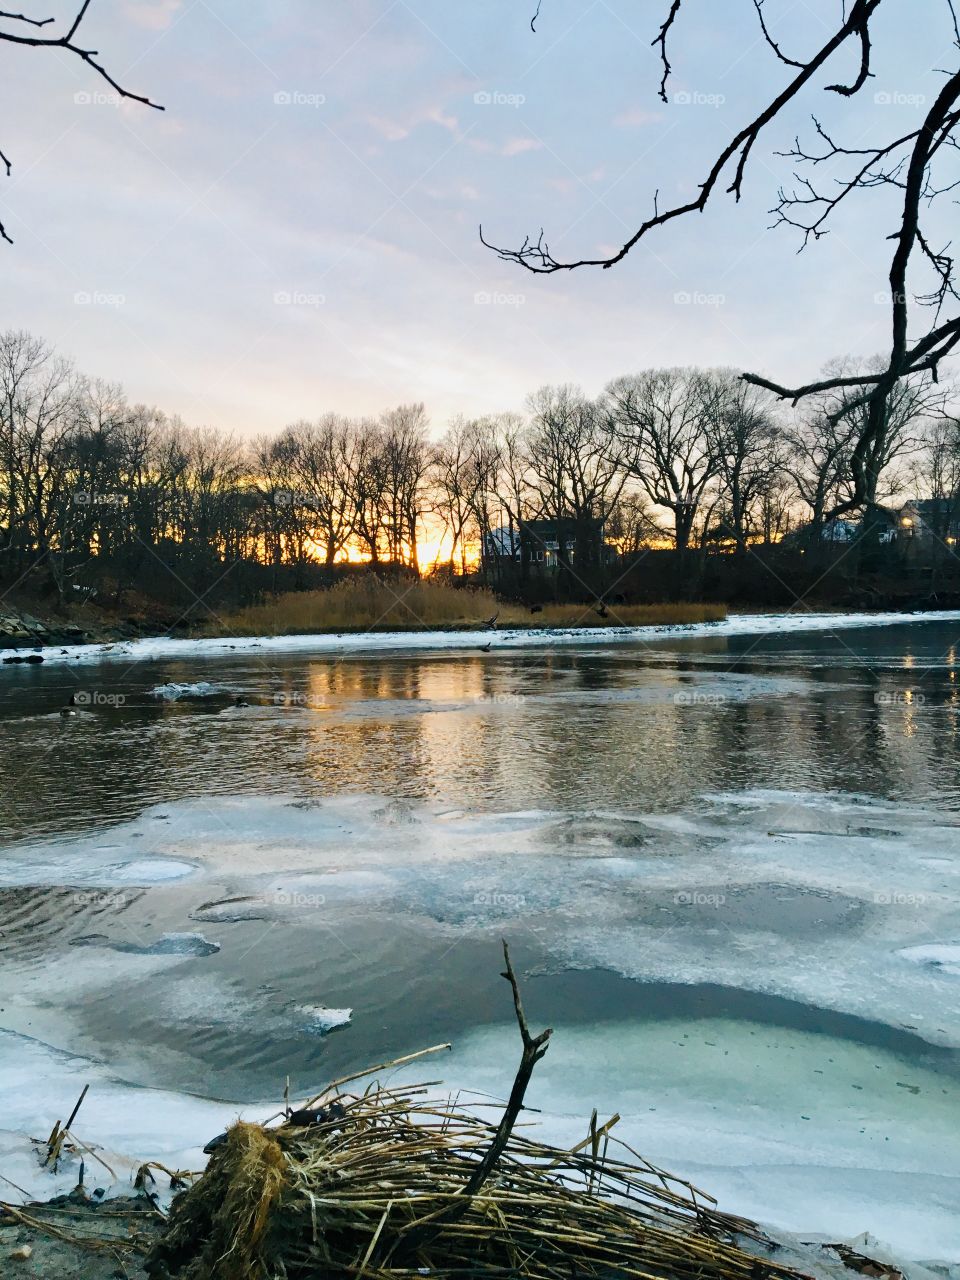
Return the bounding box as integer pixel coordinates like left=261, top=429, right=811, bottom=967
left=501, top=137, right=542, bottom=156
left=122, top=0, right=184, bottom=31
left=368, top=116, right=410, bottom=142
left=367, top=104, right=459, bottom=143
left=613, top=107, right=662, bottom=128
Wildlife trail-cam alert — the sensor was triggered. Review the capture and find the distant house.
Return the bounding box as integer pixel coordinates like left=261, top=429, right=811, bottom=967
left=484, top=518, right=614, bottom=568
left=785, top=509, right=900, bottom=548
left=782, top=517, right=858, bottom=546
left=484, top=526, right=521, bottom=560
left=862, top=506, right=900, bottom=545
left=820, top=518, right=859, bottom=543
left=897, top=498, right=960, bottom=550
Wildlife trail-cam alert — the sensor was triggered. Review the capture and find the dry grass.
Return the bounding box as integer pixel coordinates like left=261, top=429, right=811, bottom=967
left=216, top=578, right=501, bottom=635
left=506, top=601, right=727, bottom=628
left=214, top=578, right=726, bottom=635
left=147, top=1080, right=803, bottom=1280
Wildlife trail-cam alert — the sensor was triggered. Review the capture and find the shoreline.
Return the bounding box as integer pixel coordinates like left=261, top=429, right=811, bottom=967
left=5, top=607, right=960, bottom=668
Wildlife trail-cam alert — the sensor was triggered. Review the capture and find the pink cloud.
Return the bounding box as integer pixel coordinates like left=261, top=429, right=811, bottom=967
left=501, top=137, right=542, bottom=157
left=613, top=108, right=662, bottom=128
left=367, top=104, right=459, bottom=143
left=122, top=0, right=184, bottom=31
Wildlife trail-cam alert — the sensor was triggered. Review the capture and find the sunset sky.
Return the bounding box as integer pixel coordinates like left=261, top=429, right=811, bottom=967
left=1, top=0, right=950, bottom=433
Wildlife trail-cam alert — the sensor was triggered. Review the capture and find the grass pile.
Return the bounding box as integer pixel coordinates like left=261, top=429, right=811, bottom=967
left=146, top=947, right=804, bottom=1280
left=215, top=578, right=726, bottom=635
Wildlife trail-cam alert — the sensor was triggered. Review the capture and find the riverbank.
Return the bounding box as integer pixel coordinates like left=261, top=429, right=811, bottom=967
left=0, top=1195, right=160, bottom=1279
left=3, top=607, right=960, bottom=668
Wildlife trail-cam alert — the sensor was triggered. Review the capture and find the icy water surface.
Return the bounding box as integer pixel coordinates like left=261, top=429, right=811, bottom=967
left=1, top=618, right=960, bottom=1259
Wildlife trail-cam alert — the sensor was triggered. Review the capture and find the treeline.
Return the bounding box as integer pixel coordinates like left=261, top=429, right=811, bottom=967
left=0, top=330, right=956, bottom=610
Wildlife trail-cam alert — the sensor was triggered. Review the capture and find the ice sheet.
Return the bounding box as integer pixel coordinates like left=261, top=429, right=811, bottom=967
left=1, top=790, right=957, bottom=1042
left=1, top=785, right=958, bottom=1265
left=0, top=1028, right=257, bottom=1204
left=148, top=681, right=231, bottom=700
left=396, top=1019, right=960, bottom=1263
left=1, top=1017, right=955, bottom=1269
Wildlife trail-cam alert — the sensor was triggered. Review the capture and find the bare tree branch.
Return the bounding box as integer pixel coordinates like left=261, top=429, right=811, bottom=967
left=652, top=0, right=683, bottom=103
left=0, top=0, right=163, bottom=244
left=751, top=0, right=805, bottom=69
left=483, top=0, right=960, bottom=516
left=382, top=941, right=552, bottom=1266
left=824, top=11, right=873, bottom=95
left=481, top=0, right=883, bottom=274
left=0, top=9, right=54, bottom=27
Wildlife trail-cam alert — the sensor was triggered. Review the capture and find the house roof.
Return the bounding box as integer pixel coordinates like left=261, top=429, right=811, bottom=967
left=903, top=497, right=959, bottom=518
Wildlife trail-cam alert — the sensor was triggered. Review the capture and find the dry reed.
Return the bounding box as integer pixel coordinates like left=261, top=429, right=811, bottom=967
left=215, top=578, right=726, bottom=635
left=147, top=947, right=803, bottom=1280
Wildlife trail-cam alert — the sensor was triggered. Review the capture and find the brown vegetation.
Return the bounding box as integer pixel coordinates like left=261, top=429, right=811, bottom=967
left=214, top=579, right=727, bottom=635
left=145, top=947, right=803, bottom=1280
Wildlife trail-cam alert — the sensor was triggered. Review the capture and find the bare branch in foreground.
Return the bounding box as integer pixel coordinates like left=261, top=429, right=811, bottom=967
left=0, top=0, right=163, bottom=243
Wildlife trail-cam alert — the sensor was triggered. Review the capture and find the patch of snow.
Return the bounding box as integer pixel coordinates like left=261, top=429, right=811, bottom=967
left=0, top=1028, right=259, bottom=1205
left=395, top=1019, right=960, bottom=1264
left=8, top=609, right=960, bottom=667
left=897, top=943, right=960, bottom=976
left=301, top=1005, right=352, bottom=1033
left=148, top=680, right=229, bottom=700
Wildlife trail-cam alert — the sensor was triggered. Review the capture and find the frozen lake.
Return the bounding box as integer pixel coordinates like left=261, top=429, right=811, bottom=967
left=1, top=616, right=959, bottom=1263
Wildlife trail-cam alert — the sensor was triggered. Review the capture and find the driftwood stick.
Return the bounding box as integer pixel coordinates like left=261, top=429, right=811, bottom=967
left=388, top=941, right=552, bottom=1259
left=461, top=941, right=552, bottom=1196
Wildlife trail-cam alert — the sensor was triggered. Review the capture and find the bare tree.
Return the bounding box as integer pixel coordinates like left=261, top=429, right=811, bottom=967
left=286, top=416, right=358, bottom=567
left=708, top=374, right=782, bottom=553
left=483, top=1, right=960, bottom=515
left=0, top=329, right=82, bottom=574
left=604, top=490, right=663, bottom=554
left=380, top=403, right=430, bottom=571
left=430, top=418, right=483, bottom=576
left=526, top=384, right=628, bottom=583
left=603, top=368, right=721, bottom=553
